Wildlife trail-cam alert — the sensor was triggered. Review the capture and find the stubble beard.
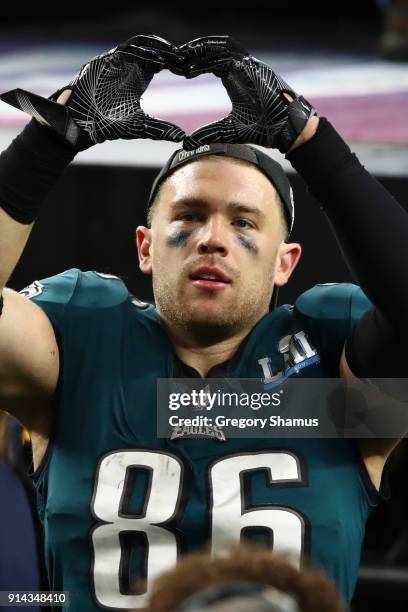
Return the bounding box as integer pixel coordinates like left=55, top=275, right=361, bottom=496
left=153, top=269, right=274, bottom=347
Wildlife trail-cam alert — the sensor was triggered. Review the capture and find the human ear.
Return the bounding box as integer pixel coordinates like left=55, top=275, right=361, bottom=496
left=136, top=226, right=153, bottom=275
left=274, top=242, right=302, bottom=287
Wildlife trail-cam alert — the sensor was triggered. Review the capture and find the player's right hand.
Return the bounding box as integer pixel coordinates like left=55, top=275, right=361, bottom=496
left=0, top=35, right=185, bottom=150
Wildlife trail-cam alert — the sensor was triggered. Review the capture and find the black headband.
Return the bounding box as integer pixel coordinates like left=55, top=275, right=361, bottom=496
left=147, top=143, right=294, bottom=235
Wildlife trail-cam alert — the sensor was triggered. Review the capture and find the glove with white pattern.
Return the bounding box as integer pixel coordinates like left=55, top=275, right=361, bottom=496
left=0, top=35, right=185, bottom=151
left=180, top=35, right=316, bottom=153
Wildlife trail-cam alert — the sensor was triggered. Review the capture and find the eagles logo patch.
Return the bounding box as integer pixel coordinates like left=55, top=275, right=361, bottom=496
left=19, top=280, right=44, bottom=299
left=131, top=297, right=150, bottom=310
left=94, top=272, right=120, bottom=280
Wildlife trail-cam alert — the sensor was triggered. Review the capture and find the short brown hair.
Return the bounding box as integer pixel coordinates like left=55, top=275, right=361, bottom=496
left=145, top=543, right=345, bottom=612
left=147, top=157, right=289, bottom=240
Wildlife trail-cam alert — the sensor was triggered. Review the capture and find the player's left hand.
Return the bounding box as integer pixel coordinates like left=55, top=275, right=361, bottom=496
left=180, top=35, right=316, bottom=153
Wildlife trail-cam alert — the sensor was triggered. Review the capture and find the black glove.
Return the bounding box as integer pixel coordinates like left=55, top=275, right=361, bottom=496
left=0, top=35, right=185, bottom=151
left=180, top=35, right=316, bottom=153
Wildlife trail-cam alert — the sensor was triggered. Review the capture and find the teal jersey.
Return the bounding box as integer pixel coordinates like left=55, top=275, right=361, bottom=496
left=27, top=269, right=379, bottom=610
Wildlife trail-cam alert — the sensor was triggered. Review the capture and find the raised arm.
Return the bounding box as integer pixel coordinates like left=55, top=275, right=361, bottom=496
left=179, top=34, right=408, bottom=380
left=0, top=34, right=185, bottom=430
left=179, top=35, right=408, bottom=481
left=0, top=114, right=77, bottom=424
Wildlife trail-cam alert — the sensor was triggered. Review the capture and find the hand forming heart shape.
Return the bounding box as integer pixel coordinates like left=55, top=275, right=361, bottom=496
left=0, top=34, right=315, bottom=154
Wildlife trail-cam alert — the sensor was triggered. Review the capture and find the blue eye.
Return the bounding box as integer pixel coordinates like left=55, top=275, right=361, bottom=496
left=234, top=219, right=253, bottom=229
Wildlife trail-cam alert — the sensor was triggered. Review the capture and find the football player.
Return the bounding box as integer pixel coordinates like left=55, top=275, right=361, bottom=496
left=0, top=35, right=406, bottom=609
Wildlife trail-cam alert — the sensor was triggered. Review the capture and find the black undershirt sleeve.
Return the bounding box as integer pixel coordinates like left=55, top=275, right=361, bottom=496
left=0, top=118, right=76, bottom=224
left=287, top=118, right=408, bottom=377
left=344, top=307, right=404, bottom=377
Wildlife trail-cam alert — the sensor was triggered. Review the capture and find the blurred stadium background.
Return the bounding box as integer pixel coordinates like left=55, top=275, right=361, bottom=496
left=0, top=2, right=407, bottom=610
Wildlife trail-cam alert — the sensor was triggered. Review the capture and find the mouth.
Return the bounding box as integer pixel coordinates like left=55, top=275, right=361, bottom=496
left=189, top=266, right=232, bottom=291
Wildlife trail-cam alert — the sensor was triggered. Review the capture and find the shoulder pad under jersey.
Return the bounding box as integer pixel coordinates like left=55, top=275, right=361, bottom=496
left=22, top=269, right=131, bottom=310
left=295, top=282, right=372, bottom=325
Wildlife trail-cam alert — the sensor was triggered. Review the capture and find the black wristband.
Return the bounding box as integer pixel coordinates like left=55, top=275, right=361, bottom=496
left=286, top=117, right=353, bottom=200
left=0, top=118, right=76, bottom=224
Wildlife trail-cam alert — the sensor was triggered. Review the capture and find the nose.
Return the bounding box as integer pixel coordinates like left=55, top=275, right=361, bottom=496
left=196, top=216, right=229, bottom=256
